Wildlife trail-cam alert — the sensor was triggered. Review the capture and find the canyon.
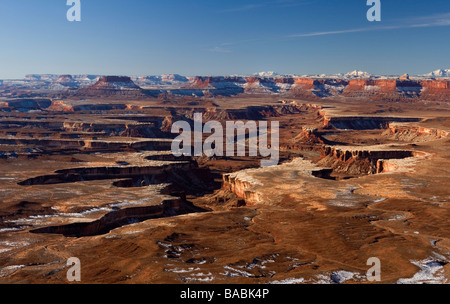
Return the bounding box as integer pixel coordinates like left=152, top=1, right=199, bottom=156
left=0, top=76, right=449, bottom=284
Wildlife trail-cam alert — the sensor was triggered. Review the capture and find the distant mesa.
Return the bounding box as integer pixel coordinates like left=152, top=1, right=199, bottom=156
left=89, top=76, right=139, bottom=89
left=48, top=74, right=79, bottom=90
left=25, top=74, right=43, bottom=81
left=25, top=74, right=58, bottom=82
left=2, top=98, right=52, bottom=112
left=55, top=75, right=75, bottom=84
left=74, top=76, right=147, bottom=97
left=161, top=74, right=189, bottom=82
left=132, top=74, right=189, bottom=87
left=73, top=75, right=101, bottom=83
left=94, top=76, right=140, bottom=87
left=399, top=73, right=410, bottom=80
left=24, top=74, right=101, bottom=83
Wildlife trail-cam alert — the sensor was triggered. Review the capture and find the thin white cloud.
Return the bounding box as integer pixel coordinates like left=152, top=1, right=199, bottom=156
left=289, top=12, right=450, bottom=38
left=290, top=28, right=369, bottom=37
left=209, top=12, right=450, bottom=53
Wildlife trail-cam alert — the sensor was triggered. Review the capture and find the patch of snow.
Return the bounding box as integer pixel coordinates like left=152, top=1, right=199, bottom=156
left=389, top=214, right=406, bottom=221
left=270, top=278, right=305, bottom=284
left=397, top=258, right=448, bottom=284
left=166, top=267, right=200, bottom=274
left=312, top=274, right=333, bottom=284
left=330, top=271, right=357, bottom=284
left=0, top=265, right=26, bottom=278
left=222, top=266, right=253, bottom=278
left=183, top=275, right=215, bottom=282
left=364, top=85, right=380, bottom=91
left=373, top=197, right=387, bottom=203
left=0, top=227, right=26, bottom=233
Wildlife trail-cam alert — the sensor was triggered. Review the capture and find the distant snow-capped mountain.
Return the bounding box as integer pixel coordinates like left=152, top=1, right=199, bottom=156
left=344, top=70, right=372, bottom=78
left=424, top=69, right=450, bottom=77
left=254, top=71, right=278, bottom=77
left=161, top=74, right=189, bottom=82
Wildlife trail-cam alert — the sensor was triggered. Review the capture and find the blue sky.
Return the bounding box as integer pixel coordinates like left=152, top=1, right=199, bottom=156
left=0, top=0, right=450, bottom=78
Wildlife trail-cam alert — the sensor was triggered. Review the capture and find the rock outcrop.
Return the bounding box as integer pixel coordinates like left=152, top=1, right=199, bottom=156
left=47, top=100, right=74, bottom=112
left=281, top=127, right=325, bottom=151
left=318, top=146, right=416, bottom=175
left=383, top=123, right=449, bottom=142
left=222, top=174, right=262, bottom=204
left=222, top=158, right=325, bottom=205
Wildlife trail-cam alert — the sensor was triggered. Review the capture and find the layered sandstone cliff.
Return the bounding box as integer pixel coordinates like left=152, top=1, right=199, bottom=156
left=318, top=146, right=417, bottom=175
left=222, top=158, right=326, bottom=205
left=343, top=79, right=450, bottom=101
left=322, top=115, right=421, bottom=130
left=384, top=123, right=449, bottom=142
